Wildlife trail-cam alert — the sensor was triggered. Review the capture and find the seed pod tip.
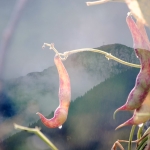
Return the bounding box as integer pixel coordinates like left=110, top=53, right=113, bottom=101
left=115, top=123, right=126, bottom=130
left=113, top=108, right=120, bottom=119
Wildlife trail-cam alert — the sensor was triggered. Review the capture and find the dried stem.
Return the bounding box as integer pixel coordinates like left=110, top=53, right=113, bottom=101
left=42, top=43, right=67, bottom=60
left=111, top=141, right=124, bottom=150
left=64, top=48, right=140, bottom=68
left=43, top=43, right=141, bottom=68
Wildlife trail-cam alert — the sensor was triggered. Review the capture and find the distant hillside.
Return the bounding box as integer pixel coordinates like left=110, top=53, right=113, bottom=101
left=1, top=68, right=139, bottom=150
left=0, top=44, right=140, bottom=139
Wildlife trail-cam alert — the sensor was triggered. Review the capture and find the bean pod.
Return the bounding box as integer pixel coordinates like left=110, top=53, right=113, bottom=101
left=116, top=90, right=150, bottom=130
left=37, top=55, right=71, bottom=128
left=114, top=14, right=150, bottom=118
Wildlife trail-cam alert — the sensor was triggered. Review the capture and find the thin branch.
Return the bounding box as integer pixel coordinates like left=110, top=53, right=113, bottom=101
left=111, top=141, right=124, bottom=150
left=65, top=48, right=141, bottom=68
left=14, top=123, right=58, bottom=150
left=43, top=43, right=141, bottom=68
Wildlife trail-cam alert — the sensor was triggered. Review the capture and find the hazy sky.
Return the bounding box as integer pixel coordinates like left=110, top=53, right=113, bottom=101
left=0, top=0, right=149, bottom=79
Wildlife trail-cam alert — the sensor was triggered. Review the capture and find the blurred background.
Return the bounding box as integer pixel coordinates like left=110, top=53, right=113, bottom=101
left=0, top=0, right=133, bottom=79
left=0, top=0, right=150, bottom=149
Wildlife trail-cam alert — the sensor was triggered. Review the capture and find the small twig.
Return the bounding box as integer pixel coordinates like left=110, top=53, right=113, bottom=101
left=14, top=123, right=58, bottom=150
left=111, top=134, right=149, bottom=150
left=42, top=43, right=59, bottom=55
left=111, top=141, right=124, bottom=150
left=42, top=43, right=68, bottom=60
left=111, top=134, right=150, bottom=150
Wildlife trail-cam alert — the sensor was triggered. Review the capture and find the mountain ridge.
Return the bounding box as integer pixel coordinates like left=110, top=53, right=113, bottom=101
left=6, top=43, right=138, bottom=81
left=0, top=67, right=139, bottom=150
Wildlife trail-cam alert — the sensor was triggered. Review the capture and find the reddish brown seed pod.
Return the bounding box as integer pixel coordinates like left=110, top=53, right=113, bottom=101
left=116, top=90, right=150, bottom=130
left=113, top=14, right=150, bottom=118
left=37, top=55, right=71, bottom=128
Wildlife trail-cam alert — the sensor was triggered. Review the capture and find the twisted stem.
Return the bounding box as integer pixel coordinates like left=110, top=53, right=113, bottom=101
left=43, top=43, right=141, bottom=68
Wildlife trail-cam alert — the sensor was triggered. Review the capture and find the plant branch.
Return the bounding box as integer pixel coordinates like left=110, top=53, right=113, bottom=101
left=43, top=43, right=141, bottom=68
left=14, top=123, right=58, bottom=150
left=65, top=48, right=141, bottom=68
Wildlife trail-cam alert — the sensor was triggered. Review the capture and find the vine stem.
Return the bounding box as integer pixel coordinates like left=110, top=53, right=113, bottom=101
left=64, top=48, right=141, bottom=68
left=14, top=123, right=58, bottom=150
left=111, top=133, right=150, bottom=150
left=43, top=43, right=141, bottom=68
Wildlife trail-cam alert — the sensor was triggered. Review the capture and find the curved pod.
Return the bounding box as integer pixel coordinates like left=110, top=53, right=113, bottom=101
left=37, top=55, right=71, bottom=128
left=116, top=90, right=150, bottom=130
left=114, top=15, right=150, bottom=117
